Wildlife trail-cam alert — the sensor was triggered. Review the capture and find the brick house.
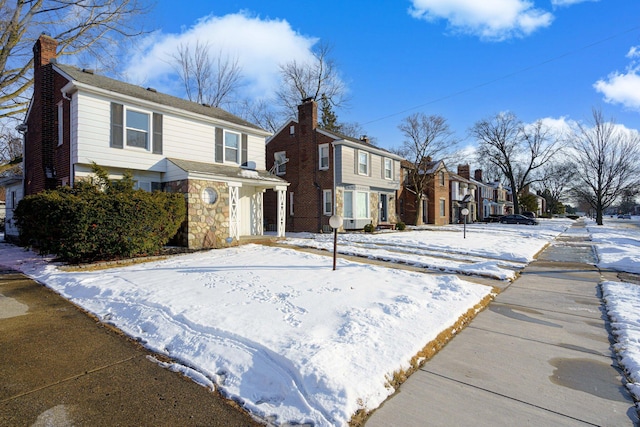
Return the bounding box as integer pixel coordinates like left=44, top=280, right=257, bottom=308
left=264, top=99, right=402, bottom=232
left=19, top=34, right=288, bottom=249
left=397, top=157, right=450, bottom=225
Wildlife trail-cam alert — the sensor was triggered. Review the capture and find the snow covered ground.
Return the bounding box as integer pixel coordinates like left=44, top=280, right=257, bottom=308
left=585, top=216, right=640, bottom=407
left=1, top=215, right=639, bottom=425
left=283, top=219, right=571, bottom=280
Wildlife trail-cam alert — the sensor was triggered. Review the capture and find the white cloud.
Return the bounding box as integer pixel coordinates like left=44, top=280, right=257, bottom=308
left=594, top=46, right=640, bottom=111
left=594, top=72, right=640, bottom=111
left=122, top=12, right=318, bottom=99
left=408, top=0, right=554, bottom=41
left=551, top=0, right=598, bottom=6
left=627, top=46, right=640, bottom=59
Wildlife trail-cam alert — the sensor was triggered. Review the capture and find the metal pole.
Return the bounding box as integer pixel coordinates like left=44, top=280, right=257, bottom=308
left=333, top=227, right=338, bottom=270
left=464, top=215, right=467, bottom=239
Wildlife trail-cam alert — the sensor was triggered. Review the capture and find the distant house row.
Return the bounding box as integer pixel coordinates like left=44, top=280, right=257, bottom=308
left=2, top=35, right=543, bottom=247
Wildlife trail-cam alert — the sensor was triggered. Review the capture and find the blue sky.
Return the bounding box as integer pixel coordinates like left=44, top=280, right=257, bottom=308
left=123, top=0, right=640, bottom=153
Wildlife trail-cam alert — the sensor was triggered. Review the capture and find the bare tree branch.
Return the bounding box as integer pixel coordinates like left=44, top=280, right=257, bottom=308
left=0, top=0, right=152, bottom=119
left=275, top=42, right=348, bottom=121
left=470, top=112, right=562, bottom=214
left=169, top=40, right=243, bottom=109
left=398, top=113, right=456, bottom=225
left=569, top=108, right=640, bottom=224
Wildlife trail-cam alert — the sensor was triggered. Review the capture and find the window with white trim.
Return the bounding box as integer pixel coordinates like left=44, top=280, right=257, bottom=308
left=323, top=190, right=332, bottom=215
left=358, top=151, right=369, bottom=175
left=384, top=158, right=392, bottom=179
left=319, top=144, right=329, bottom=170
left=225, top=131, right=240, bottom=163
left=126, top=109, right=150, bottom=149
left=275, top=151, right=287, bottom=175
left=343, top=190, right=369, bottom=219
left=440, top=199, right=446, bottom=217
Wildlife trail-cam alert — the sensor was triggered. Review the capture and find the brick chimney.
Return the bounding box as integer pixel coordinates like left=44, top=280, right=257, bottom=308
left=457, top=164, right=470, bottom=179
left=297, top=97, right=317, bottom=137
left=474, top=169, right=483, bottom=182
left=24, top=34, right=59, bottom=195
left=34, top=33, right=58, bottom=68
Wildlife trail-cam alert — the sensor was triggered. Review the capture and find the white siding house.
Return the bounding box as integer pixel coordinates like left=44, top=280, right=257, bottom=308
left=20, top=35, right=288, bottom=250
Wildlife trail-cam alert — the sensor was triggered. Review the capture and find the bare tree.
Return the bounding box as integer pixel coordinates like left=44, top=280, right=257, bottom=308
left=568, top=108, right=640, bottom=225
left=275, top=42, right=347, bottom=120
left=398, top=113, right=455, bottom=225
left=1, top=0, right=150, bottom=120
left=170, top=40, right=243, bottom=109
left=0, top=119, right=23, bottom=175
left=539, top=160, right=576, bottom=215
left=237, top=98, right=281, bottom=133
left=470, top=112, right=562, bottom=214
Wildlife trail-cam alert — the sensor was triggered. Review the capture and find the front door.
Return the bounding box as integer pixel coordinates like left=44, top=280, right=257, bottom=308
left=379, top=194, right=388, bottom=222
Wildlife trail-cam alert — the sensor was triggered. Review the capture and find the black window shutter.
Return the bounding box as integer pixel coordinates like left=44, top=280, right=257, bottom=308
left=215, top=128, right=223, bottom=163
left=241, top=134, right=248, bottom=165
left=110, top=103, right=123, bottom=148
left=152, top=113, right=163, bottom=154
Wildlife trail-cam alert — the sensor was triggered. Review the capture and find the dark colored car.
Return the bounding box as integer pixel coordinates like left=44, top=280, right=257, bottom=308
left=522, top=211, right=536, bottom=219
left=499, top=214, right=539, bottom=225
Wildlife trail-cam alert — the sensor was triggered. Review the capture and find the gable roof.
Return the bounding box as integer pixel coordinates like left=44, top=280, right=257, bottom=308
left=316, top=127, right=403, bottom=160
left=54, top=63, right=267, bottom=134
left=401, top=158, right=447, bottom=174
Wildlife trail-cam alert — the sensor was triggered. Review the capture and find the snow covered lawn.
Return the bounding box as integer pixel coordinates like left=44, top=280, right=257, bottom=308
left=0, top=242, right=492, bottom=426
left=284, top=218, right=572, bottom=280
left=588, top=216, right=640, bottom=408
left=2, top=216, right=639, bottom=424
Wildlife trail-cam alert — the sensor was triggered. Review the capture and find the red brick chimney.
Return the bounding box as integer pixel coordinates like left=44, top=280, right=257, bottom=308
left=297, top=97, right=317, bottom=137
left=457, top=164, right=470, bottom=179
left=474, top=169, right=483, bottom=182
left=34, top=34, right=58, bottom=68
left=24, top=34, right=59, bottom=195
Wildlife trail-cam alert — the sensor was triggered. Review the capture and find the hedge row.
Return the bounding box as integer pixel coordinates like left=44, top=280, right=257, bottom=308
left=15, top=168, right=186, bottom=263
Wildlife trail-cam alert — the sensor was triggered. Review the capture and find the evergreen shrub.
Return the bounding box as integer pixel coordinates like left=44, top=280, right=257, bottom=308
left=15, top=165, right=185, bottom=263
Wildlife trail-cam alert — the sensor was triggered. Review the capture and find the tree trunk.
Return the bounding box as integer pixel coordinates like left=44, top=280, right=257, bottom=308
left=415, top=196, right=424, bottom=226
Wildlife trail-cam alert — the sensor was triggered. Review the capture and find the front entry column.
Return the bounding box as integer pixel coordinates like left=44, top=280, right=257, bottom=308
left=276, top=186, right=287, bottom=237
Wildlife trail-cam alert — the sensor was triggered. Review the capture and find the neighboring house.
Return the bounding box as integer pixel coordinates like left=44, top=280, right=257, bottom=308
left=0, top=174, right=22, bottom=241
left=521, top=185, right=547, bottom=217
left=397, top=157, right=450, bottom=226
left=264, top=98, right=402, bottom=232
left=20, top=34, right=288, bottom=249
left=455, top=165, right=487, bottom=222
left=485, top=181, right=513, bottom=217
left=449, top=167, right=477, bottom=224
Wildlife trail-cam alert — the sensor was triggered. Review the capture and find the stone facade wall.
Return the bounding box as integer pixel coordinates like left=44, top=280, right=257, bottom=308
left=165, top=179, right=234, bottom=250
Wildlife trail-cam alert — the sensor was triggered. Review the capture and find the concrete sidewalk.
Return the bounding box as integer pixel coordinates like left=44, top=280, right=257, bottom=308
left=0, top=271, right=259, bottom=427
left=366, top=222, right=639, bottom=426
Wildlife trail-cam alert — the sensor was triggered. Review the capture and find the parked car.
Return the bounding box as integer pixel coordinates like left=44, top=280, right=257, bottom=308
left=499, top=214, right=539, bottom=225
left=623, top=214, right=631, bottom=219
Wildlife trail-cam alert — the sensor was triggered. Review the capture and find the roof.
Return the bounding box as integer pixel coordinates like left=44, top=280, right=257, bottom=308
left=167, top=158, right=288, bottom=185
left=448, top=172, right=477, bottom=186
left=317, top=127, right=403, bottom=160
left=401, top=158, right=447, bottom=174
left=54, top=63, right=266, bottom=133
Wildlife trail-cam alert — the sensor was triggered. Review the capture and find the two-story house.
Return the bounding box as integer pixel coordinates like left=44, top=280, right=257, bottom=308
left=449, top=167, right=477, bottom=224
left=397, top=157, right=450, bottom=226
left=264, top=98, right=402, bottom=232
left=19, top=34, right=288, bottom=249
